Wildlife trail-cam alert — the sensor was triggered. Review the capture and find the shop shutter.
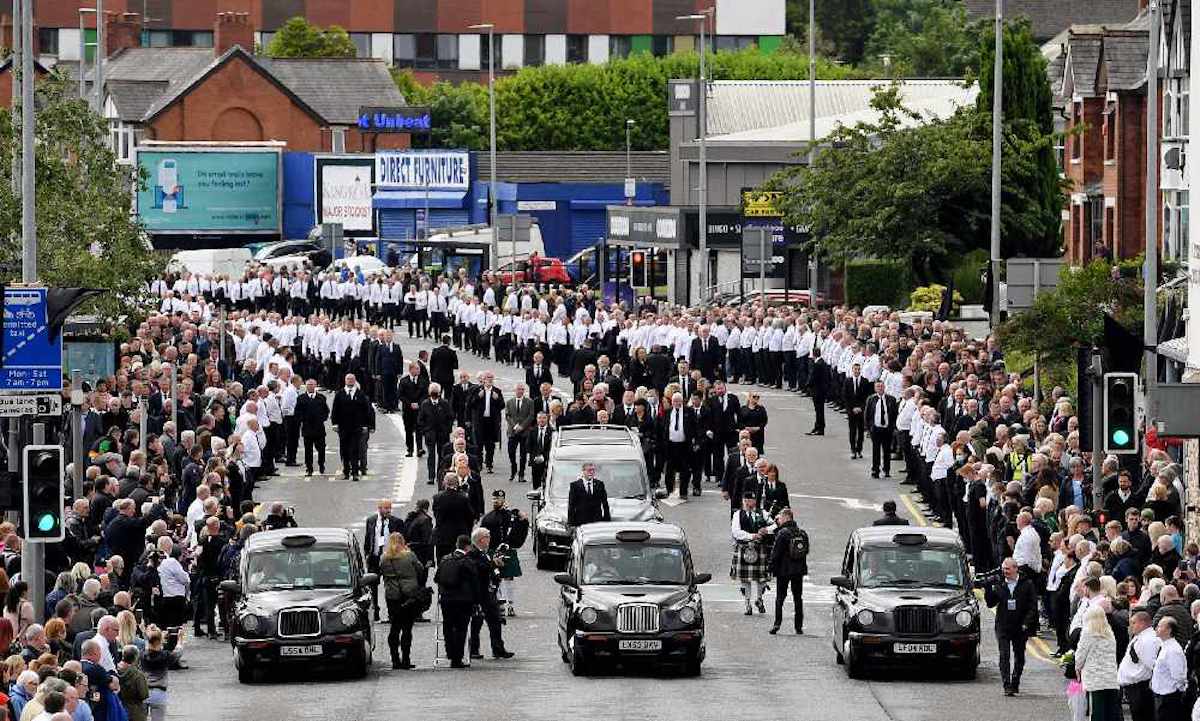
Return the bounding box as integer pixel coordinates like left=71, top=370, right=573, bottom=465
left=429, top=209, right=469, bottom=230
left=379, top=209, right=416, bottom=240
left=569, top=210, right=606, bottom=256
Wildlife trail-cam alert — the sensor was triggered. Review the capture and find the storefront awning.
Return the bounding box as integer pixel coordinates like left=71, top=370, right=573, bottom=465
left=373, top=190, right=467, bottom=209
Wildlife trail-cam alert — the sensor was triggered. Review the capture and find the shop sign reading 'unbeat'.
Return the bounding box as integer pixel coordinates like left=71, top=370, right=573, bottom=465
left=375, top=151, right=470, bottom=191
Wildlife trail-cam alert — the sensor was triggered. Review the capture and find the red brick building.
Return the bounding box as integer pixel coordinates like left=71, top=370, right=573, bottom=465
left=96, top=11, right=408, bottom=158
left=1056, top=17, right=1157, bottom=262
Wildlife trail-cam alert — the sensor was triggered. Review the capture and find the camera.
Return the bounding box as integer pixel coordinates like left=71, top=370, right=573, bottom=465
left=973, top=566, right=1004, bottom=587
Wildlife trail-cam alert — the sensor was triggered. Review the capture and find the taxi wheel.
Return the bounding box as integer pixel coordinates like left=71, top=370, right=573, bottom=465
left=237, top=662, right=260, bottom=684
left=844, top=640, right=865, bottom=680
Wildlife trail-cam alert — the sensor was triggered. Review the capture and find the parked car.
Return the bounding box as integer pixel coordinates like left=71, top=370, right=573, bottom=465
left=327, top=255, right=388, bottom=279
left=168, top=248, right=252, bottom=277
left=253, top=240, right=331, bottom=270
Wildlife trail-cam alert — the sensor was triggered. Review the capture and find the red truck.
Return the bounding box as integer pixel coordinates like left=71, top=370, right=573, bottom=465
left=493, top=253, right=572, bottom=285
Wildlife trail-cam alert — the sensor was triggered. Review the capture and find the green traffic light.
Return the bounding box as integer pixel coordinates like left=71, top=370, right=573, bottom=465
left=1112, top=430, right=1131, bottom=446
left=36, top=514, right=55, bottom=533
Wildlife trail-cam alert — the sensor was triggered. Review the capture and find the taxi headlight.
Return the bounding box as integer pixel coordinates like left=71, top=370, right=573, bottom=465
left=339, top=608, right=359, bottom=628
left=679, top=606, right=697, bottom=624
left=579, top=607, right=599, bottom=625
left=240, top=614, right=263, bottom=633
left=855, top=609, right=875, bottom=626
left=954, top=610, right=975, bottom=628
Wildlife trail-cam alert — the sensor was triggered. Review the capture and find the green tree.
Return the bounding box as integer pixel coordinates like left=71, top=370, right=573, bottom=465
left=765, top=85, right=1064, bottom=281
left=815, top=0, right=876, bottom=64
left=0, top=72, right=162, bottom=322
left=398, top=48, right=866, bottom=151
left=976, top=18, right=1061, bottom=258
left=997, top=260, right=1143, bottom=368
left=264, top=16, right=357, bottom=58
left=865, top=0, right=982, bottom=77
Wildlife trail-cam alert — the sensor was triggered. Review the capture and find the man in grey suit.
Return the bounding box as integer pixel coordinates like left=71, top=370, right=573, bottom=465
left=504, top=383, right=536, bottom=483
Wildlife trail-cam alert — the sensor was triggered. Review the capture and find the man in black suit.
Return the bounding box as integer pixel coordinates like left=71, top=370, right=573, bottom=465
left=450, top=371, right=477, bottom=428
left=429, top=335, right=458, bottom=390
left=673, top=360, right=694, bottom=399
left=525, top=351, right=554, bottom=391
left=706, top=381, right=741, bottom=482
left=432, top=475, right=476, bottom=562
left=526, top=413, right=554, bottom=489
left=331, top=373, right=371, bottom=481
left=689, top=326, right=721, bottom=381
left=865, top=381, right=899, bottom=478
left=532, top=382, right=558, bottom=418
left=807, top=349, right=829, bottom=435
left=983, top=558, right=1039, bottom=696
left=872, top=500, right=910, bottom=526
left=468, top=371, right=504, bottom=473
left=661, top=392, right=698, bottom=499
left=373, top=330, right=405, bottom=412
left=363, top=499, right=404, bottom=621
left=644, top=346, right=672, bottom=393
left=843, top=363, right=870, bottom=459
left=398, top=362, right=430, bottom=457
left=567, top=462, right=611, bottom=527
left=611, top=390, right=638, bottom=427
left=418, top=383, right=455, bottom=485
left=295, top=378, right=330, bottom=476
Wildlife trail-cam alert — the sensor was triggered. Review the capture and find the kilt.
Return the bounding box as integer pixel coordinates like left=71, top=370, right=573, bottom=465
left=730, top=540, right=769, bottom=583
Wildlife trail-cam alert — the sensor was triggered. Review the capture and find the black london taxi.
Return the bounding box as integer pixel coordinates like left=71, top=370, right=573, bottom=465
left=219, top=528, right=379, bottom=683
left=554, top=522, right=710, bottom=677
left=830, top=527, right=980, bottom=679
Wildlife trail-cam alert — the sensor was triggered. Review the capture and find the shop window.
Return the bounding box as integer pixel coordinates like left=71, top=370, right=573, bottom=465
left=566, top=34, right=587, bottom=63
left=524, top=34, right=544, bottom=67
left=610, top=36, right=632, bottom=58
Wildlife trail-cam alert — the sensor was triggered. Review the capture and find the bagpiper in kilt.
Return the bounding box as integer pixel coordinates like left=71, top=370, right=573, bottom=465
left=730, top=492, right=775, bottom=616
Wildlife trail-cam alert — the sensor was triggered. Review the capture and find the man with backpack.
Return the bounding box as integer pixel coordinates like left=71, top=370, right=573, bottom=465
left=768, top=508, right=809, bottom=636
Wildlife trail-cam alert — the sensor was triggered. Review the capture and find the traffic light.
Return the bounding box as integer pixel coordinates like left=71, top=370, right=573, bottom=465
left=1103, top=372, right=1139, bottom=455
left=630, top=250, right=648, bottom=287
left=22, top=445, right=63, bottom=542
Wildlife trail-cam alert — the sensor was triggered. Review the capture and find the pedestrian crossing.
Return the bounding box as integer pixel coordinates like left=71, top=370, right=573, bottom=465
left=702, top=581, right=835, bottom=606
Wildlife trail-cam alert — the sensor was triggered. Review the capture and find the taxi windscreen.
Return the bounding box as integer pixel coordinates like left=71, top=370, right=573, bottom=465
left=581, top=544, right=687, bottom=585
left=245, top=548, right=353, bottom=592
left=856, top=545, right=966, bottom=590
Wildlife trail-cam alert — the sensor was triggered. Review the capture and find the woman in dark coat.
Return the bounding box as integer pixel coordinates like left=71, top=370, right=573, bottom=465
left=378, top=533, right=424, bottom=670
left=738, top=392, right=769, bottom=453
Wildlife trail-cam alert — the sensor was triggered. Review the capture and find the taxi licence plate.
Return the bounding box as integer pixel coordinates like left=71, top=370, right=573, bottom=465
left=280, top=645, right=323, bottom=657
left=894, top=643, right=937, bottom=654
left=618, top=639, right=663, bottom=651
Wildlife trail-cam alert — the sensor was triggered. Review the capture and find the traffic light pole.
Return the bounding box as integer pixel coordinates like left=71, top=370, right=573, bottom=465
left=1091, top=352, right=1105, bottom=511
left=71, top=370, right=84, bottom=501
left=23, top=422, right=44, bottom=623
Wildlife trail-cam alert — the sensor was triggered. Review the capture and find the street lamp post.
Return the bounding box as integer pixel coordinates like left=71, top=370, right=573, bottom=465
left=989, top=0, right=1003, bottom=329
left=807, top=0, right=819, bottom=305
left=469, top=23, right=497, bottom=270
left=678, top=9, right=713, bottom=304
left=94, top=0, right=105, bottom=114
left=625, top=118, right=635, bottom=206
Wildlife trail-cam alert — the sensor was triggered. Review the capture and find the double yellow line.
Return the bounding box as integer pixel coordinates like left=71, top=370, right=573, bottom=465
left=901, top=494, right=1056, bottom=666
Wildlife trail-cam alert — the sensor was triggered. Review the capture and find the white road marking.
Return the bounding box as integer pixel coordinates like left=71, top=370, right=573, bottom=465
left=788, top=493, right=880, bottom=513
left=387, top=412, right=418, bottom=504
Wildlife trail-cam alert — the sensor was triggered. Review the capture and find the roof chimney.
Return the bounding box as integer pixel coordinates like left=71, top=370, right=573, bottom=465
left=214, top=12, right=253, bottom=57
left=106, top=12, right=142, bottom=56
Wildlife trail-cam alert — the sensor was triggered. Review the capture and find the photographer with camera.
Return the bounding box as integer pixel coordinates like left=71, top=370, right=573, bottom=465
left=983, top=557, right=1039, bottom=696
left=480, top=490, right=529, bottom=617
left=465, top=527, right=514, bottom=662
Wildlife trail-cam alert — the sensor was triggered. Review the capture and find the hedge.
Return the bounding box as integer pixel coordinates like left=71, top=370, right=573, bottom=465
left=844, top=259, right=910, bottom=307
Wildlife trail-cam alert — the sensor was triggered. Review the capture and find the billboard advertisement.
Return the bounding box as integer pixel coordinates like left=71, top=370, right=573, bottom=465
left=135, top=149, right=281, bottom=233
left=315, top=157, right=375, bottom=236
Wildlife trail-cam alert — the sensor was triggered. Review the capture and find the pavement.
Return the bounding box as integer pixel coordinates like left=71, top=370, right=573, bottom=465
left=169, top=338, right=1069, bottom=721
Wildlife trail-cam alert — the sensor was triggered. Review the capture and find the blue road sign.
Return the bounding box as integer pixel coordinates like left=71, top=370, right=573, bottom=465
left=0, top=288, right=62, bottom=391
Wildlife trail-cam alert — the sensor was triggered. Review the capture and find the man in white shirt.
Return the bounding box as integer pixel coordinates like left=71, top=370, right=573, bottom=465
left=1150, top=617, right=1188, bottom=719
left=155, top=536, right=191, bottom=627
left=1011, top=512, right=1042, bottom=577
left=1118, top=610, right=1161, bottom=721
